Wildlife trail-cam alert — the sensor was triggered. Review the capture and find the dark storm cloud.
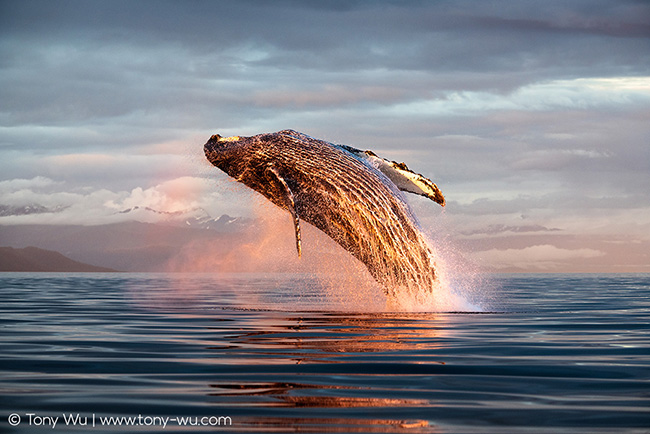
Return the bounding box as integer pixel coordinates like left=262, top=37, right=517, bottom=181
left=3, top=1, right=648, bottom=72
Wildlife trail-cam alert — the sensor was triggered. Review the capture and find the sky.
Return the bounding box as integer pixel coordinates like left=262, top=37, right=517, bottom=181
left=1, top=0, right=649, bottom=272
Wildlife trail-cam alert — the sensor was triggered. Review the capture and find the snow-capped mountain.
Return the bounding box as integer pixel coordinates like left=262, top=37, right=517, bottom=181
left=116, top=206, right=249, bottom=232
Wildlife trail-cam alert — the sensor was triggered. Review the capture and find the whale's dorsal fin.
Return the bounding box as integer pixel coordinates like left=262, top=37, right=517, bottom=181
left=339, top=145, right=445, bottom=207
left=266, top=166, right=302, bottom=257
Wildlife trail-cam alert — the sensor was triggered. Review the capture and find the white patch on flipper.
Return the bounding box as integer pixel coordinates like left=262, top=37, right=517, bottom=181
left=339, top=145, right=445, bottom=206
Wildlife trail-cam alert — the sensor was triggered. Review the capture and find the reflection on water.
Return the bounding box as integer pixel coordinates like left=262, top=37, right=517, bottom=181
left=210, top=381, right=430, bottom=408
left=219, top=313, right=447, bottom=360
left=238, top=416, right=434, bottom=433
left=1, top=273, right=649, bottom=433
left=201, top=307, right=447, bottom=432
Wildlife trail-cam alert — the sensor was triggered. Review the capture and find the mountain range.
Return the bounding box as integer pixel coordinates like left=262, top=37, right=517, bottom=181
left=3, top=207, right=647, bottom=273
left=0, top=216, right=246, bottom=272
left=0, top=208, right=369, bottom=275
left=0, top=246, right=117, bottom=272
left=0, top=204, right=251, bottom=270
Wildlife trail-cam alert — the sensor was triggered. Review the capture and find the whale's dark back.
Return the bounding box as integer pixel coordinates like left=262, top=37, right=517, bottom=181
left=204, top=130, right=438, bottom=297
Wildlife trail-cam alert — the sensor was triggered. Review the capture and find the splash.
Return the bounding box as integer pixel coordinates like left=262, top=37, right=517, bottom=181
left=201, top=130, right=484, bottom=312
left=168, top=198, right=483, bottom=312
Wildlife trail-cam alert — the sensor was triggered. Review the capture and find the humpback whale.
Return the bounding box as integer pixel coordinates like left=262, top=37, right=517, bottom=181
left=204, top=129, right=445, bottom=297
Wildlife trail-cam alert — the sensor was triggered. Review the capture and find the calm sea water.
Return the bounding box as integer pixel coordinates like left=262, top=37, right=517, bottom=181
left=1, top=272, right=648, bottom=433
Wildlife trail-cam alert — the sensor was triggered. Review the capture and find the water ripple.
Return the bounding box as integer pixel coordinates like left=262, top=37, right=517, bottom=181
left=1, top=273, right=649, bottom=433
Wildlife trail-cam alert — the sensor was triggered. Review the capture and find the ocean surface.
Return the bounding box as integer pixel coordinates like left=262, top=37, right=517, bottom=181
left=1, top=272, right=648, bottom=433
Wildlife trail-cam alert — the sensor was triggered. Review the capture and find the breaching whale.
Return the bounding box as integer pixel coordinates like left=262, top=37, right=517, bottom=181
left=204, top=129, right=445, bottom=297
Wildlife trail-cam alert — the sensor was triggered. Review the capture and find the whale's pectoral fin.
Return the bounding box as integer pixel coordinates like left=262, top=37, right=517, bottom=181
left=266, top=166, right=302, bottom=258
left=376, top=158, right=445, bottom=207
left=340, top=145, right=445, bottom=207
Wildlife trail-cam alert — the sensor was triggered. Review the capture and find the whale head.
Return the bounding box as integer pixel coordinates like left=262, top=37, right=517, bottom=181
left=204, top=134, right=251, bottom=180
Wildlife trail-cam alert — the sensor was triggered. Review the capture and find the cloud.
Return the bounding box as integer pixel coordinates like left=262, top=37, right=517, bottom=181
left=510, top=148, right=612, bottom=171
left=0, top=0, right=649, bottom=273
left=106, top=176, right=215, bottom=214
left=472, top=244, right=605, bottom=271
left=0, top=176, right=57, bottom=192
left=460, top=224, right=561, bottom=236
left=386, top=77, right=650, bottom=118
left=0, top=175, right=252, bottom=226
left=253, top=85, right=409, bottom=109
